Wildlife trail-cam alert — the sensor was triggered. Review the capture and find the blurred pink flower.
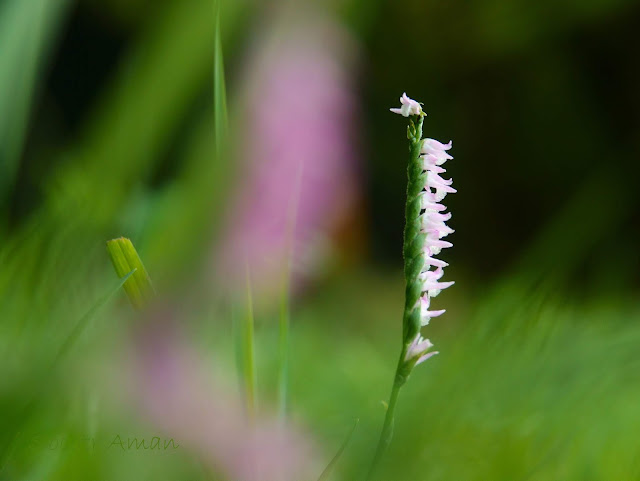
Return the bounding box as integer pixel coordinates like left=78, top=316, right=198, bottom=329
left=123, top=312, right=315, bottom=481
left=216, top=6, right=361, bottom=301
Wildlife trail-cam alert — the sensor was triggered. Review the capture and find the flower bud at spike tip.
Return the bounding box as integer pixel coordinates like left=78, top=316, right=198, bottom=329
left=390, top=92, right=425, bottom=117
left=106, top=237, right=155, bottom=310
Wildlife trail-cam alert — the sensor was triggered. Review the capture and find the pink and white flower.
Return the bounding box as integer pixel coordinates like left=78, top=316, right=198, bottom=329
left=416, top=295, right=446, bottom=326
left=418, top=139, right=455, bottom=293
left=390, top=93, right=424, bottom=117
left=404, top=333, right=438, bottom=365
left=422, top=139, right=453, bottom=162
left=414, top=132, right=455, bottom=334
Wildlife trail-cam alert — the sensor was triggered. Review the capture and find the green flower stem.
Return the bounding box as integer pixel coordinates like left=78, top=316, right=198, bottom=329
left=402, top=117, right=427, bottom=342
left=367, top=115, right=424, bottom=480
left=365, top=347, right=407, bottom=480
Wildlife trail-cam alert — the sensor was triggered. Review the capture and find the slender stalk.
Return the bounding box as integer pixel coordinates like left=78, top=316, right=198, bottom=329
left=277, top=271, right=290, bottom=419
left=365, top=349, right=406, bottom=480
left=231, top=302, right=244, bottom=399
left=213, top=0, right=227, bottom=160
left=277, top=161, right=303, bottom=420
left=318, top=418, right=360, bottom=481
left=243, top=264, right=257, bottom=418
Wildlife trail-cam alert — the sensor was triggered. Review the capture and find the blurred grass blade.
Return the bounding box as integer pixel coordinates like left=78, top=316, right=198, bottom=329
left=54, top=269, right=136, bottom=364
left=0, top=269, right=135, bottom=470
left=243, top=264, right=257, bottom=418
left=277, top=272, right=291, bottom=419
left=46, top=0, right=244, bottom=227
left=214, top=0, right=228, bottom=158
left=0, top=0, right=69, bottom=202
left=278, top=163, right=304, bottom=420
left=106, top=237, right=155, bottom=310
left=317, top=419, right=359, bottom=481
left=231, top=302, right=244, bottom=397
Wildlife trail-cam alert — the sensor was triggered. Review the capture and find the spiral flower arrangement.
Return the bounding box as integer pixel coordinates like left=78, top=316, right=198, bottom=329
left=368, top=93, right=455, bottom=478
left=396, top=95, right=455, bottom=373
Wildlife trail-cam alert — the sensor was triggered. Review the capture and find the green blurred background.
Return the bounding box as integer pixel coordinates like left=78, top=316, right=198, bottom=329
left=1, top=0, right=640, bottom=479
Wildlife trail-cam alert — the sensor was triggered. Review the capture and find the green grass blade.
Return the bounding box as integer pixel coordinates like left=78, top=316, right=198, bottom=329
left=0, top=269, right=135, bottom=470
left=277, top=163, right=304, bottom=419
left=317, top=419, right=360, bottom=481
left=0, top=0, right=69, bottom=202
left=231, top=302, right=244, bottom=397
left=243, top=265, right=257, bottom=418
left=106, top=237, right=155, bottom=310
left=277, top=274, right=290, bottom=419
left=54, top=269, right=136, bottom=364
left=214, top=0, right=228, bottom=159
left=45, top=0, right=243, bottom=228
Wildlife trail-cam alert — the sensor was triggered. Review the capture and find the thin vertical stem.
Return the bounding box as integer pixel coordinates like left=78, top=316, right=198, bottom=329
left=365, top=349, right=406, bottom=481
left=213, top=0, right=227, bottom=160
left=231, top=302, right=244, bottom=398
left=318, top=418, right=360, bottom=481
left=277, top=269, right=290, bottom=420
left=277, top=161, right=304, bottom=420
left=243, top=264, right=257, bottom=418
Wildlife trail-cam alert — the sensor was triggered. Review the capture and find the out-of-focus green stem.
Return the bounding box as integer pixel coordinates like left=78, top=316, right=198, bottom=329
left=243, top=265, right=257, bottom=418
left=278, top=270, right=290, bottom=419
left=0, top=268, right=135, bottom=471
left=213, top=0, right=227, bottom=159
left=0, top=0, right=70, bottom=203
left=277, top=161, right=303, bottom=420
left=318, top=418, right=360, bottom=481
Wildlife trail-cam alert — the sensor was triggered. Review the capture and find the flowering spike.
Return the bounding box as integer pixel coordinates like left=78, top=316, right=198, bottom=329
left=389, top=94, right=456, bottom=372
left=367, top=94, right=456, bottom=479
